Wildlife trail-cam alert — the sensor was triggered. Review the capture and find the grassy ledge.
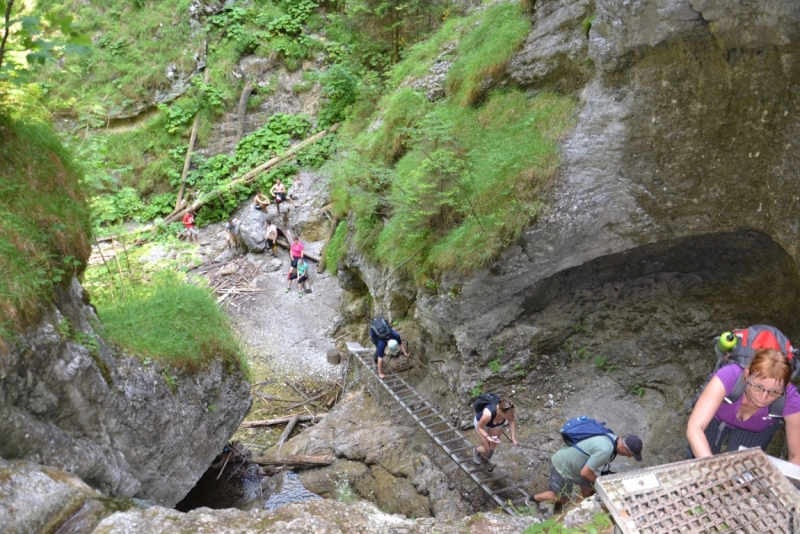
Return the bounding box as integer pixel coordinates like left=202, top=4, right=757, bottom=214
left=0, top=114, right=91, bottom=344
left=330, top=2, right=576, bottom=282
left=95, top=272, right=250, bottom=377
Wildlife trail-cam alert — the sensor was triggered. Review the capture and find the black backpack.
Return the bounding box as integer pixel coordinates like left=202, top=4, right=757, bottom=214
left=370, top=317, right=392, bottom=340
left=473, top=393, right=501, bottom=414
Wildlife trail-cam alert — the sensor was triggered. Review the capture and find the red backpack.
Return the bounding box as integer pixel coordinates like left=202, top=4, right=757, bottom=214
left=713, top=325, right=799, bottom=418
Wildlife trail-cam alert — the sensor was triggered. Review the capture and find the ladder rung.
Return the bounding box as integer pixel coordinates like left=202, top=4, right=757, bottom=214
left=478, top=475, right=507, bottom=485
left=395, top=390, right=417, bottom=399
left=431, top=428, right=456, bottom=437
left=491, top=485, right=522, bottom=495
left=421, top=421, right=448, bottom=431
left=448, top=445, right=474, bottom=454
left=441, top=436, right=466, bottom=445
left=510, top=497, right=530, bottom=505
left=418, top=413, right=443, bottom=422
left=411, top=405, right=434, bottom=414
left=384, top=379, right=404, bottom=387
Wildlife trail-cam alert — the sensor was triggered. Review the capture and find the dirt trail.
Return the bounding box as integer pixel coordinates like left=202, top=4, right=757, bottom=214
left=189, top=169, right=346, bottom=457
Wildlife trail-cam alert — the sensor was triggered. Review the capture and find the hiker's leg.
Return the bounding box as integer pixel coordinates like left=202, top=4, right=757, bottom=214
left=534, top=466, right=572, bottom=505
left=487, top=427, right=502, bottom=456
left=288, top=195, right=297, bottom=207
left=377, top=356, right=385, bottom=379
left=472, top=416, right=489, bottom=457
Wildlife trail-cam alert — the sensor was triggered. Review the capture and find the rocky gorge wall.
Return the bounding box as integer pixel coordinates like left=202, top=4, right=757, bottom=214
left=338, top=0, right=800, bottom=467
left=0, top=278, right=251, bottom=507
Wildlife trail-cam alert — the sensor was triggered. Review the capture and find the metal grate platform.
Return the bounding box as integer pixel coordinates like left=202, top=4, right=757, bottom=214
left=345, top=342, right=529, bottom=515
left=595, top=448, right=800, bottom=534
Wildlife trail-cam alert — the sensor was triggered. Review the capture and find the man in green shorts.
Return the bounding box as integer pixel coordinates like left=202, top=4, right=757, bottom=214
left=529, top=433, right=642, bottom=512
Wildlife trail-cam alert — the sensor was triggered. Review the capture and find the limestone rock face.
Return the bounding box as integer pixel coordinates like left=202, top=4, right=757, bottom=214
left=342, top=0, right=800, bottom=466
left=0, top=278, right=252, bottom=507
left=507, top=0, right=595, bottom=93
left=428, top=0, right=800, bottom=356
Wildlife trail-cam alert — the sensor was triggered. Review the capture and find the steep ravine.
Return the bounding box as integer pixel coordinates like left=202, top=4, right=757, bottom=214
left=4, top=0, right=800, bottom=532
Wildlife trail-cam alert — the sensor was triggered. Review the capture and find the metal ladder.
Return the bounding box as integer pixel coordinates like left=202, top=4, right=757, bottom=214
left=346, top=342, right=529, bottom=515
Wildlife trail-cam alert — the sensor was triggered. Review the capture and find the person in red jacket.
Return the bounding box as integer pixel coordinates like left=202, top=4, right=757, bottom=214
left=182, top=210, right=199, bottom=242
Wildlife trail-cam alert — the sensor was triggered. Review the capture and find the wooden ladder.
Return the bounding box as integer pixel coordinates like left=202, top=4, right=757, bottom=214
left=346, top=342, right=529, bottom=515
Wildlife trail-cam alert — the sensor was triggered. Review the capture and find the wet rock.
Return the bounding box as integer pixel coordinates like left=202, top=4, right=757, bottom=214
left=263, top=472, right=322, bottom=511
left=276, top=389, right=471, bottom=520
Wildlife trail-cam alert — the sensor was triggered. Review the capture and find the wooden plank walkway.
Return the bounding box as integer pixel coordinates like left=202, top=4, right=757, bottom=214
left=346, top=342, right=529, bottom=515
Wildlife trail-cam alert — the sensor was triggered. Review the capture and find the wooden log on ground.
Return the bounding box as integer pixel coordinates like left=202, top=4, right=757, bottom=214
left=277, top=415, right=300, bottom=452
left=240, top=414, right=324, bottom=429
left=249, top=454, right=335, bottom=468
left=280, top=392, right=326, bottom=412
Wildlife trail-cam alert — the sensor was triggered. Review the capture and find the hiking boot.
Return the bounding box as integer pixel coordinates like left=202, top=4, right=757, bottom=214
left=484, top=459, right=494, bottom=472
left=298, top=291, right=303, bottom=297
left=472, top=447, right=482, bottom=466
left=285, top=287, right=290, bottom=293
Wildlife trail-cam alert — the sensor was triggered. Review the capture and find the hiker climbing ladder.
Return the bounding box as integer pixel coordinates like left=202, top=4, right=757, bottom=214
left=345, top=342, right=529, bottom=516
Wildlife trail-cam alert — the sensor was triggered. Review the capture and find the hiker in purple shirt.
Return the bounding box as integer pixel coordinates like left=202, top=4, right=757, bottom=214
left=687, top=348, right=800, bottom=465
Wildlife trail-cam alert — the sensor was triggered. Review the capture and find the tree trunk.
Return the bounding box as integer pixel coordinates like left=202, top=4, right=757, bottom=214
left=175, top=68, right=211, bottom=211
left=239, top=414, right=324, bottom=429
left=164, top=123, right=340, bottom=226
left=235, top=81, right=254, bottom=145
left=249, top=454, right=335, bottom=468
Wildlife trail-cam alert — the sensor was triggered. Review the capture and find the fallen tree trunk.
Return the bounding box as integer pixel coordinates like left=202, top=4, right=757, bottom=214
left=239, top=414, right=324, bottom=429
left=275, top=239, right=321, bottom=263
left=277, top=415, right=300, bottom=453
left=249, top=454, right=335, bottom=468
left=164, top=123, right=340, bottom=226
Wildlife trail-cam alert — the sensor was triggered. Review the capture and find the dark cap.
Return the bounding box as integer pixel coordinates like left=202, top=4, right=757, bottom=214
left=624, top=435, right=643, bottom=461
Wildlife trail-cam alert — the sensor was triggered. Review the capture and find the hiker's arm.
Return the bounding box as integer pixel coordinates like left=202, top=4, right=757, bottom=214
left=508, top=416, right=518, bottom=446
left=401, top=341, right=409, bottom=358
left=580, top=463, right=597, bottom=484
left=686, top=375, right=727, bottom=459
left=784, top=412, right=800, bottom=465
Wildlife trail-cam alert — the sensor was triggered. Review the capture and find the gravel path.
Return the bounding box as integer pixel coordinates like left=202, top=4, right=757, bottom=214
left=196, top=169, right=345, bottom=383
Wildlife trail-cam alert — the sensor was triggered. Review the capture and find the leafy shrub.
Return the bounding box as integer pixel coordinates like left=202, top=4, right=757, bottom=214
left=446, top=3, right=531, bottom=106
left=316, top=64, right=359, bottom=128
left=324, top=222, right=348, bottom=275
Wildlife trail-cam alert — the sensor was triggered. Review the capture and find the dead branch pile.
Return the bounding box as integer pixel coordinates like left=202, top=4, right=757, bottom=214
left=202, top=257, right=265, bottom=307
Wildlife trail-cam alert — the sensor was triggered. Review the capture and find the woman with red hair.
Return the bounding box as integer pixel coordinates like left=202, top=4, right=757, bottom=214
left=687, top=348, right=800, bottom=465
